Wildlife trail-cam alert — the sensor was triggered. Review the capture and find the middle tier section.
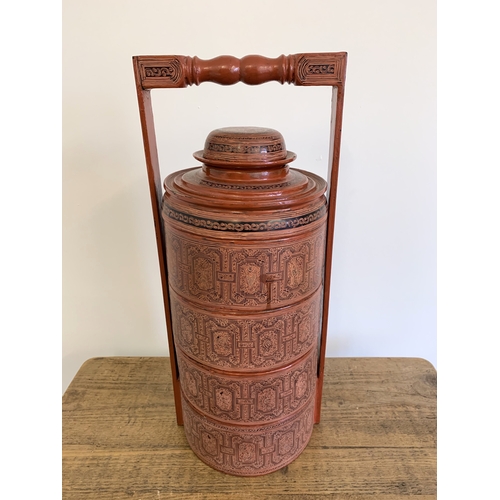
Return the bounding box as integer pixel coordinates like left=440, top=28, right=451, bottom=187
left=170, top=287, right=323, bottom=373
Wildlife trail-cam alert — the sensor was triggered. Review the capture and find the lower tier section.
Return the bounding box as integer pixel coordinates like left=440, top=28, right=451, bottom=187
left=177, top=347, right=317, bottom=425
left=181, top=391, right=316, bottom=476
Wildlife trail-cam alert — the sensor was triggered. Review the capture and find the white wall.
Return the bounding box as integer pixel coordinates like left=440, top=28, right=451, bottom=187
left=63, top=0, right=436, bottom=392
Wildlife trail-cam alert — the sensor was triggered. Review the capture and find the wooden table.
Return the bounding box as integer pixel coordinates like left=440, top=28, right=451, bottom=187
left=62, top=357, right=436, bottom=499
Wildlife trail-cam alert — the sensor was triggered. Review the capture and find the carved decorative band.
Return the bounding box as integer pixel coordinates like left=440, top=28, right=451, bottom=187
left=206, top=142, right=283, bottom=154
left=163, top=204, right=327, bottom=232
left=209, top=134, right=282, bottom=142
left=199, top=180, right=291, bottom=190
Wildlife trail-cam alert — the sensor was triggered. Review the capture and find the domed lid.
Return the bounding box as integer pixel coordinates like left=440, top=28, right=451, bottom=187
left=193, top=126, right=296, bottom=167
left=164, top=125, right=327, bottom=215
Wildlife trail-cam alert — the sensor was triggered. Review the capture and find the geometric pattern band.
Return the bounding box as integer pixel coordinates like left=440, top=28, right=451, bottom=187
left=164, top=204, right=327, bottom=232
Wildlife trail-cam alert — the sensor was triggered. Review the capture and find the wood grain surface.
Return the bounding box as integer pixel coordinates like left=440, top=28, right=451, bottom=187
left=62, top=357, right=436, bottom=499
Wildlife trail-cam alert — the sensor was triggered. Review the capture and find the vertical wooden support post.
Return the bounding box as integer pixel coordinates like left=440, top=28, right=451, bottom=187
left=133, top=60, right=183, bottom=424
left=315, top=83, right=346, bottom=423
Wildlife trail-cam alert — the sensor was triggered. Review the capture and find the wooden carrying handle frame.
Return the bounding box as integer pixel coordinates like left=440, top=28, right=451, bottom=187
left=133, top=52, right=347, bottom=425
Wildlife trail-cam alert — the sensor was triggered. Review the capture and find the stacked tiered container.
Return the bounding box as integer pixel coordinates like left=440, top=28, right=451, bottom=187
left=162, top=126, right=328, bottom=476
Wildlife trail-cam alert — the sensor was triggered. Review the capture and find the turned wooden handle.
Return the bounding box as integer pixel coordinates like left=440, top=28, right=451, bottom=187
left=134, top=53, right=347, bottom=89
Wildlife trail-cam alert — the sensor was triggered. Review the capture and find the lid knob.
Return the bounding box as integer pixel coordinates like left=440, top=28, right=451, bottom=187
left=193, top=126, right=296, bottom=168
